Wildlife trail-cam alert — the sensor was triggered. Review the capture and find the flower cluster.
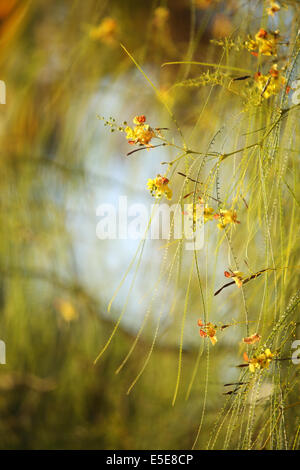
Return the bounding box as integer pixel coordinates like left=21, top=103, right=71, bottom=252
left=254, top=64, right=287, bottom=99
left=147, top=174, right=172, bottom=200
left=245, top=28, right=280, bottom=57
left=214, top=209, right=240, bottom=230
left=99, top=0, right=293, bottom=390
left=198, top=320, right=218, bottom=345
left=197, top=317, right=264, bottom=353
left=204, top=206, right=215, bottom=222
left=184, top=200, right=240, bottom=230
left=125, top=115, right=156, bottom=148
left=243, top=349, right=274, bottom=373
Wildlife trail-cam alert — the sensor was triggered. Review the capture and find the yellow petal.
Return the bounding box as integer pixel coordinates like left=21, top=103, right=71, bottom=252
left=209, top=336, right=218, bottom=346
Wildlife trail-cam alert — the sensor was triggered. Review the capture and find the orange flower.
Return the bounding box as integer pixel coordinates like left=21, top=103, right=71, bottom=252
left=243, top=333, right=261, bottom=345
left=125, top=116, right=155, bottom=148
left=254, top=64, right=286, bottom=99
left=224, top=270, right=244, bottom=287
left=256, top=28, right=268, bottom=39
left=245, top=29, right=279, bottom=57
left=243, top=349, right=274, bottom=373
left=147, top=174, right=172, bottom=200
left=214, top=209, right=240, bottom=230
left=133, top=115, right=146, bottom=125
left=198, top=319, right=218, bottom=345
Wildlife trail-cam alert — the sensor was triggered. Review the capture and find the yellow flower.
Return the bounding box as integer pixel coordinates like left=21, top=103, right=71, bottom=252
left=232, top=271, right=244, bottom=287
left=245, top=29, right=279, bottom=57
left=125, top=126, right=135, bottom=141
left=207, top=325, right=218, bottom=345
left=134, top=125, right=155, bottom=146
left=244, top=349, right=274, bottom=373
left=89, top=17, right=119, bottom=45
left=267, top=1, right=280, bottom=16
left=258, top=348, right=274, bottom=369
left=125, top=116, right=155, bottom=147
left=245, top=38, right=258, bottom=52
left=224, top=269, right=244, bottom=287
left=215, top=209, right=240, bottom=230
left=204, top=207, right=215, bottom=222
left=198, top=320, right=218, bottom=346
left=147, top=175, right=172, bottom=200
left=254, top=64, right=286, bottom=99
left=249, top=359, right=259, bottom=373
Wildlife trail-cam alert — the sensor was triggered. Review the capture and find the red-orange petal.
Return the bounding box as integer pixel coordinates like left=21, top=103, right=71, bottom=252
left=243, top=351, right=249, bottom=362
left=257, top=28, right=267, bottom=38
left=243, top=333, right=261, bottom=345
